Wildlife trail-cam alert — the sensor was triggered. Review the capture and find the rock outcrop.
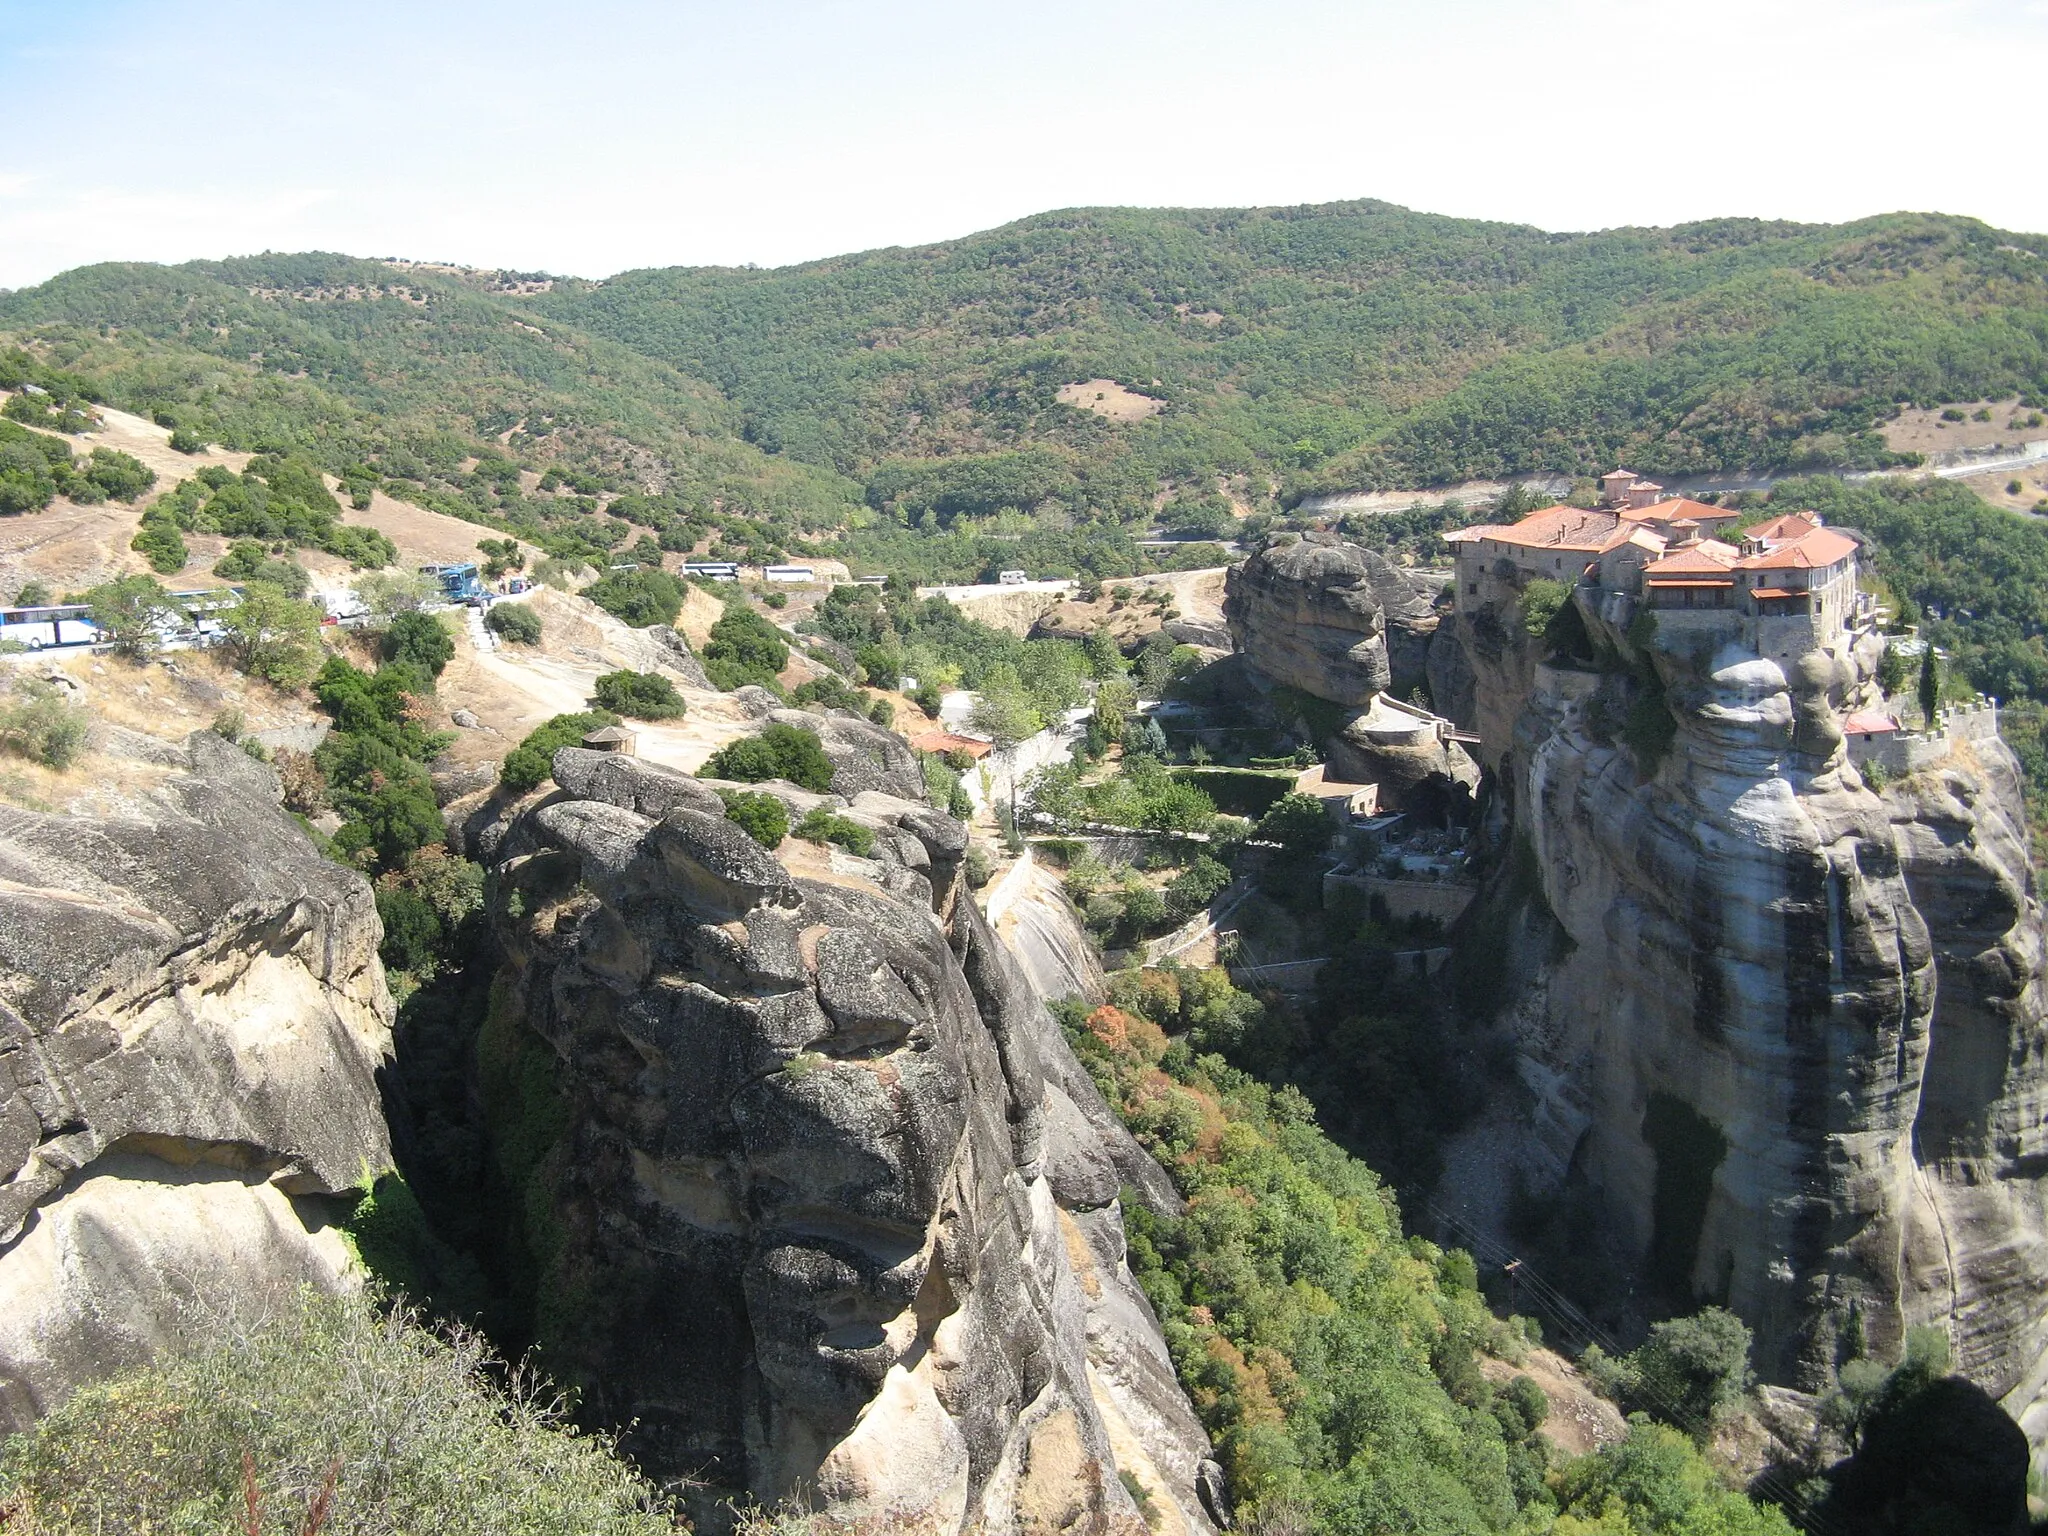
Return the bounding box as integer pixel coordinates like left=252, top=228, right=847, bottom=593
left=1224, top=534, right=1441, bottom=705
left=0, top=731, right=394, bottom=1432
left=483, top=749, right=1216, bottom=1532
left=1457, top=600, right=2048, bottom=1444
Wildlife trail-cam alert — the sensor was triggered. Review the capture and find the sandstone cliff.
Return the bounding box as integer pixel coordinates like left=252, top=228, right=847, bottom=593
left=1224, top=534, right=1441, bottom=705
left=477, top=746, right=1219, bottom=1532
left=0, top=731, right=394, bottom=1433
left=1461, top=600, right=2048, bottom=1443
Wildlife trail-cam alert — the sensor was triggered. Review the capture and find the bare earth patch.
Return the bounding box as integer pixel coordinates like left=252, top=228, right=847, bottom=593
left=1479, top=1348, right=1626, bottom=1458
left=1055, top=379, right=1164, bottom=423
left=1882, top=396, right=2044, bottom=456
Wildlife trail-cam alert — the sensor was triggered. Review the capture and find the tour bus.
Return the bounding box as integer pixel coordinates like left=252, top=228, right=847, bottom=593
left=762, top=565, right=816, bottom=584
left=421, top=562, right=486, bottom=604
left=683, top=561, right=740, bottom=582
left=0, top=603, right=103, bottom=650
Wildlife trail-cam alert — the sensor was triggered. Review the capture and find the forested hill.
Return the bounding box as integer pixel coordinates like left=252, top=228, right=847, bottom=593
left=534, top=201, right=2048, bottom=499
left=4, top=203, right=2048, bottom=577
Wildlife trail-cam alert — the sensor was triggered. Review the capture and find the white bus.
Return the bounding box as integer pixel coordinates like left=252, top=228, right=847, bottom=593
left=0, top=603, right=103, bottom=650
left=684, top=561, right=740, bottom=582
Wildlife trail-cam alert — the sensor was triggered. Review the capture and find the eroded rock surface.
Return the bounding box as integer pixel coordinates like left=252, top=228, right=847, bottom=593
left=1224, top=534, right=1440, bottom=705
left=0, top=731, right=393, bottom=1432
left=487, top=749, right=1212, bottom=1532
left=1459, top=602, right=2048, bottom=1446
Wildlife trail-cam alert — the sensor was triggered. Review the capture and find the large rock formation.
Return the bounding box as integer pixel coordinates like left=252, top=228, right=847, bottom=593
left=478, top=749, right=1218, bottom=1532
left=0, top=731, right=394, bottom=1432
left=1224, top=534, right=1441, bottom=704
left=1457, top=602, right=2048, bottom=1445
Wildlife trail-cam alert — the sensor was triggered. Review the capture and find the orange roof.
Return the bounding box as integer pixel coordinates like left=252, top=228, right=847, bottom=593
left=1643, top=540, right=1738, bottom=576
left=1749, top=587, right=1807, bottom=600
left=1736, top=527, right=1859, bottom=571
left=1460, top=505, right=1624, bottom=552
left=1843, top=710, right=1899, bottom=735
left=910, top=730, right=993, bottom=759
left=1744, top=511, right=1822, bottom=542
left=1646, top=578, right=1736, bottom=588
left=1619, top=496, right=1738, bottom=526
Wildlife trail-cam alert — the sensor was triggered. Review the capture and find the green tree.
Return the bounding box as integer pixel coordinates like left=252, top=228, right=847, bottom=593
left=700, top=722, right=836, bottom=792
left=1876, top=641, right=1907, bottom=697
left=703, top=602, right=790, bottom=690
left=1918, top=645, right=1941, bottom=725
left=223, top=583, right=325, bottom=689
left=1625, top=1307, right=1754, bottom=1429
left=499, top=711, right=621, bottom=793
left=130, top=516, right=188, bottom=574
left=385, top=611, right=455, bottom=678
left=794, top=806, right=875, bottom=856
left=969, top=664, right=1043, bottom=749
left=591, top=669, right=685, bottom=720
left=723, top=789, right=788, bottom=848
left=85, top=574, right=176, bottom=658
left=1255, top=791, right=1335, bottom=855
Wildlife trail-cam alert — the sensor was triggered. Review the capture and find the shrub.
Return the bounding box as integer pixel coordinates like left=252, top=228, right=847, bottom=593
left=377, top=885, right=444, bottom=974
left=723, top=790, right=788, bottom=848
left=130, top=516, right=188, bottom=574
left=794, top=807, right=875, bottom=856
left=167, top=426, right=204, bottom=454
left=582, top=567, right=686, bottom=627
left=0, top=1286, right=677, bottom=1536
left=500, top=711, right=620, bottom=793
left=485, top=603, right=543, bottom=645
left=0, top=680, right=88, bottom=769
left=1254, top=791, right=1333, bottom=855
left=700, top=723, right=835, bottom=792
left=1519, top=576, right=1569, bottom=637
left=703, top=602, right=790, bottom=691
left=82, top=446, right=154, bottom=502
left=214, top=538, right=310, bottom=597
left=385, top=611, right=455, bottom=678
left=591, top=669, right=685, bottom=720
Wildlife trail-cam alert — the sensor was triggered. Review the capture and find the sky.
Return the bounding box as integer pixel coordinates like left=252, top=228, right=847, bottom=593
left=2, top=0, right=2045, bottom=290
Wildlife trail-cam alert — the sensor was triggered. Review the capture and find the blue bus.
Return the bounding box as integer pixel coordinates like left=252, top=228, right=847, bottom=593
left=421, top=563, right=485, bottom=603
left=0, top=603, right=102, bottom=650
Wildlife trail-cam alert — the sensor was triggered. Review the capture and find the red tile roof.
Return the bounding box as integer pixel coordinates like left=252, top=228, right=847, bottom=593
left=1736, top=528, right=1859, bottom=571
left=1458, top=506, right=1624, bottom=552
left=1743, top=512, right=1822, bottom=542
left=910, top=730, right=993, bottom=759
left=1643, top=541, right=1738, bottom=576
left=1842, top=710, right=1899, bottom=735
left=1620, top=496, right=1737, bottom=526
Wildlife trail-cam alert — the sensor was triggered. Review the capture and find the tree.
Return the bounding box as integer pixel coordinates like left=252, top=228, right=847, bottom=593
left=385, top=611, right=455, bottom=678
left=700, top=722, right=836, bottom=792
left=702, top=602, right=790, bottom=690
left=1625, top=1306, right=1754, bottom=1429
left=130, top=517, right=188, bottom=574
left=969, top=665, right=1043, bottom=749
left=1876, top=641, right=1907, bottom=697
left=222, top=583, right=324, bottom=689
left=1918, top=645, right=1941, bottom=725
left=357, top=569, right=438, bottom=618
left=584, top=567, right=686, bottom=628
left=85, top=574, right=175, bottom=658
left=1255, top=792, right=1335, bottom=855
left=499, top=710, right=620, bottom=793
left=14, top=580, right=49, bottom=606
left=485, top=603, right=543, bottom=645
left=723, top=790, right=788, bottom=849
left=591, top=669, right=685, bottom=720
left=1519, top=577, right=1570, bottom=638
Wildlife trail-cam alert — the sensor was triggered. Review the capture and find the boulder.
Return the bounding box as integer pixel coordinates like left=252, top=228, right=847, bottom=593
left=0, top=731, right=393, bottom=1432
left=1224, top=534, right=1441, bottom=706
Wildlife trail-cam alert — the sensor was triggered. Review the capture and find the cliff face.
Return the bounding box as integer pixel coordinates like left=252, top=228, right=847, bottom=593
left=1471, top=612, right=2048, bottom=1438
left=481, top=747, right=1218, bottom=1532
left=1224, top=535, right=1440, bottom=705
left=0, top=731, right=394, bottom=1433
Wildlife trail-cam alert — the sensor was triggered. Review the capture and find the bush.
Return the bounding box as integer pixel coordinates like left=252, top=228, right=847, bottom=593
left=1254, top=791, right=1334, bottom=855
left=1519, top=576, right=1570, bottom=637
left=129, top=516, right=188, bottom=574
left=582, top=567, right=685, bottom=628
left=0, top=680, right=88, bottom=769
left=703, top=602, right=790, bottom=691
left=500, top=711, right=620, bottom=793
left=82, top=447, right=154, bottom=502
left=385, top=611, right=455, bottom=678
left=485, top=603, right=543, bottom=645
left=0, top=1286, right=676, bottom=1536
left=377, top=885, right=444, bottom=974
left=794, top=807, right=875, bottom=856
left=214, top=539, right=311, bottom=597
left=167, top=426, right=204, bottom=454
left=723, top=790, right=788, bottom=848
left=700, top=722, right=835, bottom=792
left=591, top=669, right=685, bottom=720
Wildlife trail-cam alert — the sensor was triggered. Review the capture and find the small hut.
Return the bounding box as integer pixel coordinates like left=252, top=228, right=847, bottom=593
left=582, top=724, right=638, bottom=756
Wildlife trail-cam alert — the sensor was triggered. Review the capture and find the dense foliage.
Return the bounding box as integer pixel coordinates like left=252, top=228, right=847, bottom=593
left=721, top=788, right=788, bottom=848
left=485, top=602, right=543, bottom=644
left=310, top=655, right=453, bottom=869
left=144, top=456, right=394, bottom=566
left=0, top=417, right=154, bottom=515
left=0, top=1287, right=676, bottom=1536
left=699, top=722, right=836, bottom=792
left=499, top=710, right=620, bottom=793
left=590, top=668, right=685, bottom=719
left=702, top=599, right=790, bottom=690
left=1065, top=975, right=1789, bottom=1535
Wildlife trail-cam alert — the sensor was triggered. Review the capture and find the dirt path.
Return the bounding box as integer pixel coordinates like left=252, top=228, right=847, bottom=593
left=1481, top=1348, right=1626, bottom=1457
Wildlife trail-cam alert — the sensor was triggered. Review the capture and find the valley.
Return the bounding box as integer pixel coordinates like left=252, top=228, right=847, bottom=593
left=1, top=202, right=2046, bottom=1535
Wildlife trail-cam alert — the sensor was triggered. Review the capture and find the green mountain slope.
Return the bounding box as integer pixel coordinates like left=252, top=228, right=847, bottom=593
left=536, top=201, right=2048, bottom=502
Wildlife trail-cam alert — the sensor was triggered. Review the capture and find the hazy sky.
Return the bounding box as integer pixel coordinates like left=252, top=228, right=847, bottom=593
left=3, top=0, right=2043, bottom=289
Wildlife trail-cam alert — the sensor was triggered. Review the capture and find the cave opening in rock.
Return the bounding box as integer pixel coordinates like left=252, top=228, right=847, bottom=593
left=1640, top=1092, right=1728, bottom=1304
